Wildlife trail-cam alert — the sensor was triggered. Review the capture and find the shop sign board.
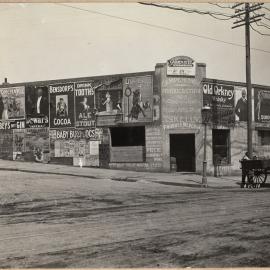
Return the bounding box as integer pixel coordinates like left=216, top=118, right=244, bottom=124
left=167, top=56, right=196, bottom=76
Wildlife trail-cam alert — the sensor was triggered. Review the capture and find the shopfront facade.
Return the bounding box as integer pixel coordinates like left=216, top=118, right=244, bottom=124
left=1, top=55, right=270, bottom=175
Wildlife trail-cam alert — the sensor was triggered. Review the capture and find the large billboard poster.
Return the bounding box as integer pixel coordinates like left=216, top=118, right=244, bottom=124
left=25, top=85, right=49, bottom=128
left=75, top=81, right=96, bottom=128
left=254, top=88, right=270, bottom=123
left=123, top=75, right=153, bottom=123
left=202, top=82, right=235, bottom=125
left=234, top=86, right=248, bottom=122
left=0, top=86, right=25, bottom=120
left=49, top=83, right=75, bottom=128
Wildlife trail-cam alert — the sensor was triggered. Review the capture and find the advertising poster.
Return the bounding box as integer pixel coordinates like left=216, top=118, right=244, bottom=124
left=0, top=130, right=13, bottom=160
left=254, top=88, right=270, bottom=123
left=234, top=86, right=248, bottom=122
left=123, top=75, right=153, bottom=123
left=75, top=81, right=96, bottom=128
left=50, top=129, right=85, bottom=158
left=49, top=83, right=75, bottom=128
left=89, top=140, right=99, bottom=155
left=13, top=130, right=25, bottom=160
left=95, top=78, right=123, bottom=115
left=0, top=120, right=25, bottom=130
left=25, top=85, right=49, bottom=128
left=202, top=82, right=235, bottom=125
left=0, top=86, right=25, bottom=121
left=24, top=128, right=50, bottom=162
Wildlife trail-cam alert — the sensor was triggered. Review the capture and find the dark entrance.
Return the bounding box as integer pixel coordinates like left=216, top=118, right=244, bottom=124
left=170, top=134, right=195, bottom=172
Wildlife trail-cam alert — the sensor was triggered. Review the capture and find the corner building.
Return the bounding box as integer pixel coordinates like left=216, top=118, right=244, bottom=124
left=1, top=55, right=270, bottom=176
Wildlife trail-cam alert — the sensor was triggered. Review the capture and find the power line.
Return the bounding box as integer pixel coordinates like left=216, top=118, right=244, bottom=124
left=261, top=14, right=270, bottom=22
left=55, top=3, right=270, bottom=54
left=139, top=2, right=233, bottom=19
left=253, top=10, right=270, bottom=24
left=255, top=21, right=270, bottom=30
left=208, top=3, right=232, bottom=10
left=251, top=24, right=270, bottom=36
left=262, top=6, right=270, bottom=12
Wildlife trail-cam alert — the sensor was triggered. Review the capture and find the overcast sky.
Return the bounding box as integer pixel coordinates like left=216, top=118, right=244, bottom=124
left=1, top=3, right=270, bottom=85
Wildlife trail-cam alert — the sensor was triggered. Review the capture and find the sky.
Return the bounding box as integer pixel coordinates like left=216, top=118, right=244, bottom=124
left=0, top=3, right=270, bottom=86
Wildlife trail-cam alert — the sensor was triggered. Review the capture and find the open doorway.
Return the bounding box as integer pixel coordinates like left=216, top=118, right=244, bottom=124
left=170, top=134, right=195, bottom=172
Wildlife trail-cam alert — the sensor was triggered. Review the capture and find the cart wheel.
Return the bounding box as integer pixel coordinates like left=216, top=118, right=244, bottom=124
left=250, top=169, right=267, bottom=185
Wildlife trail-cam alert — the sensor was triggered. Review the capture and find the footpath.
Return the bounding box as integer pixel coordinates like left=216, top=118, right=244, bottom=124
left=0, top=159, right=241, bottom=188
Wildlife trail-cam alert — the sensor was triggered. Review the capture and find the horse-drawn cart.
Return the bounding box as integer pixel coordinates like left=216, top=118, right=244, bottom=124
left=240, top=159, right=270, bottom=187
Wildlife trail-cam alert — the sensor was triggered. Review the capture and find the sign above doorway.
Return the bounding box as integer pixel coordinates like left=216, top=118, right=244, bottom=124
left=167, top=56, right=196, bottom=77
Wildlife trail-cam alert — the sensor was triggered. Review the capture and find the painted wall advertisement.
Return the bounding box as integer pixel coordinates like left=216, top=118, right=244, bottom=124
left=202, top=82, right=235, bottom=125
left=167, top=56, right=196, bottom=76
left=254, top=88, right=270, bottom=123
left=0, top=86, right=26, bottom=129
left=49, top=83, right=75, bottom=128
left=123, top=75, right=153, bottom=123
left=75, top=81, right=96, bottom=128
left=162, top=81, right=201, bottom=130
left=25, top=85, right=49, bottom=128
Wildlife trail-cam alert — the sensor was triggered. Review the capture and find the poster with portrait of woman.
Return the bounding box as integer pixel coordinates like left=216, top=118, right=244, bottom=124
left=0, top=86, right=25, bottom=121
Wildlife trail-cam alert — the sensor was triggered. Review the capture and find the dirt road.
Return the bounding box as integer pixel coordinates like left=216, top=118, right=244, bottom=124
left=0, top=170, right=270, bottom=267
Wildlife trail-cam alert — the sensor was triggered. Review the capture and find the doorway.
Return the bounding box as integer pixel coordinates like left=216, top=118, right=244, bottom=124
left=170, top=134, right=195, bottom=172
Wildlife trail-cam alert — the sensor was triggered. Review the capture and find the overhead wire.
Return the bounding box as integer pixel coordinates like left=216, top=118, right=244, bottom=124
left=55, top=3, right=270, bottom=54
left=139, top=2, right=233, bottom=19
left=255, top=21, right=270, bottom=30
left=251, top=24, right=270, bottom=36
left=262, top=6, right=270, bottom=12
left=208, top=3, right=232, bottom=10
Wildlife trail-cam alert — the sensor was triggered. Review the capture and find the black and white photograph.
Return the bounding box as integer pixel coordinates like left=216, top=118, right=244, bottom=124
left=1, top=2, right=270, bottom=269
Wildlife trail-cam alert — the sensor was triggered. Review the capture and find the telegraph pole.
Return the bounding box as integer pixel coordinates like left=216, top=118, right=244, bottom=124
left=245, top=3, right=253, bottom=159
left=232, top=3, right=264, bottom=158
